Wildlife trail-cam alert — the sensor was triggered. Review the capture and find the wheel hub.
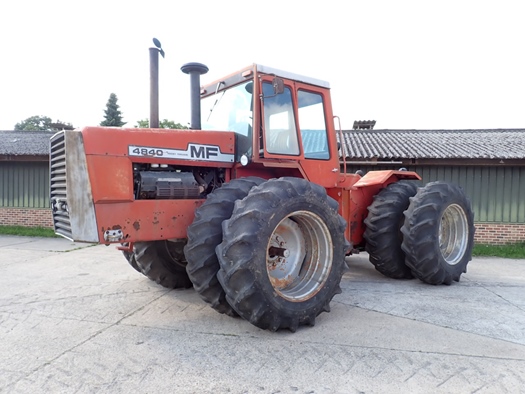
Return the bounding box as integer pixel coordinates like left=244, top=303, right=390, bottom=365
left=439, top=204, right=469, bottom=265
left=266, top=211, right=333, bottom=302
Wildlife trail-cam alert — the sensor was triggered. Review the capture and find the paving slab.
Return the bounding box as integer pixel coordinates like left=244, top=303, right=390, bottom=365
left=0, top=236, right=524, bottom=394
left=0, top=235, right=93, bottom=252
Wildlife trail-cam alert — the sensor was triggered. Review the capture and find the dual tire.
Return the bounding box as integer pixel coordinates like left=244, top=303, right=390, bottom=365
left=364, top=181, right=418, bottom=279
left=184, top=177, right=265, bottom=316
left=123, top=177, right=348, bottom=332
left=364, top=181, right=474, bottom=285
left=215, top=177, right=348, bottom=332
left=401, top=181, right=475, bottom=284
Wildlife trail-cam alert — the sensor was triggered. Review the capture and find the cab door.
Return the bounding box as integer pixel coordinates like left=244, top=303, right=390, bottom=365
left=258, top=77, right=340, bottom=187
left=259, top=78, right=301, bottom=158
left=294, top=82, right=341, bottom=187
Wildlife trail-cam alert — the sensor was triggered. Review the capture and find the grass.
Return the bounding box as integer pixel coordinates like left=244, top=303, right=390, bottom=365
left=473, top=242, right=525, bottom=259
left=0, top=225, right=58, bottom=238
left=0, top=225, right=524, bottom=258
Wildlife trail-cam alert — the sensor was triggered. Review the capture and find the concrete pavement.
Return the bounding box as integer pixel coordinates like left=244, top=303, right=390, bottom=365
left=1, top=235, right=524, bottom=393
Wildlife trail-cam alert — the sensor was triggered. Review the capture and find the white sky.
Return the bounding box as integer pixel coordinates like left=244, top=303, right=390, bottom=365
left=0, top=0, right=523, bottom=131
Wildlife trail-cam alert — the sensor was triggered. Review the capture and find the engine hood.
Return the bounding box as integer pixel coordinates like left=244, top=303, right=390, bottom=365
left=80, top=126, right=236, bottom=166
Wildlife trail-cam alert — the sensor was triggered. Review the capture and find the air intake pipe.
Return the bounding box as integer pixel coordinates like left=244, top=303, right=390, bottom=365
left=181, top=62, right=209, bottom=130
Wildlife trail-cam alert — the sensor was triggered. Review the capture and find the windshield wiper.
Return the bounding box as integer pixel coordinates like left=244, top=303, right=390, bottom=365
left=207, top=81, right=225, bottom=121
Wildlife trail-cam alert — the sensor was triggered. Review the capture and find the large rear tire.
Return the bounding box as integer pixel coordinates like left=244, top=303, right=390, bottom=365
left=134, top=240, right=192, bottom=289
left=364, top=180, right=418, bottom=279
left=184, top=177, right=265, bottom=316
left=401, top=181, right=475, bottom=285
left=217, top=177, right=348, bottom=332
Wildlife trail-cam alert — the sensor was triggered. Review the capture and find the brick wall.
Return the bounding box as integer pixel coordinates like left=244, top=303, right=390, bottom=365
left=474, top=223, right=525, bottom=245
left=0, top=207, right=524, bottom=245
left=0, top=207, right=53, bottom=228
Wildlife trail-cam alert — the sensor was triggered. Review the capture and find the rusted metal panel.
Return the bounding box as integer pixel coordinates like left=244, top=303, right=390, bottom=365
left=94, top=199, right=204, bottom=243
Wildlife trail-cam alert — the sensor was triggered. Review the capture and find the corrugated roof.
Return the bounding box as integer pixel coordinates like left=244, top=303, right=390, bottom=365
left=0, top=130, right=55, bottom=156
left=341, top=129, right=525, bottom=160
left=2, top=128, right=525, bottom=160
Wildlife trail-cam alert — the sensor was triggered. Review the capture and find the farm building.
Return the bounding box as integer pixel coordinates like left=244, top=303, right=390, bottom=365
left=340, top=129, right=525, bottom=244
left=0, top=130, right=54, bottom=228
left=1, top=128, right=524, bottom=244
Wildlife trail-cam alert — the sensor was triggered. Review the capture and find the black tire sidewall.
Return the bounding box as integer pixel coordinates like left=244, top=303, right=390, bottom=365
left=402, top=182, right=475, bottom=284
left=238, top=193, right=345, bottom=318
left=364, top=181, right=418, bottom=279
left=134, top=240, right=192, bottom=288
left=184, top=177, right=264, bottom=315
left=426, top=190, right=474, bottom=275
left=156, top=240, right=187, bottom=274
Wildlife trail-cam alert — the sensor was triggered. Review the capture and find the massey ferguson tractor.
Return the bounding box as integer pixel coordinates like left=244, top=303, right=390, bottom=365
left=50, top=62, right=474, bottom=332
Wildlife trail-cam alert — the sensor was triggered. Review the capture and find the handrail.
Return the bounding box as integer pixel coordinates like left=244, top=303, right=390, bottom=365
left=334, top=115, right=346, bottom=178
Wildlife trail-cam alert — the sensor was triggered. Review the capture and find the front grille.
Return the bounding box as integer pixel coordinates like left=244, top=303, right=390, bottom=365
left=49, top=131, right=72, bottom=239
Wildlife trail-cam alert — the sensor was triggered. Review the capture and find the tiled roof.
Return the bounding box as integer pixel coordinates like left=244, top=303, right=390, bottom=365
left=0, top=130, right=55, bottom=156
left=341, top=129, right=525, bottom=160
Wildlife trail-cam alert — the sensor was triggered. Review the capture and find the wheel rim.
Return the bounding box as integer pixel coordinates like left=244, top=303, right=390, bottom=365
left=439, top=204, right=469, bottom=265
left=266, top=210, right=333, bottom=302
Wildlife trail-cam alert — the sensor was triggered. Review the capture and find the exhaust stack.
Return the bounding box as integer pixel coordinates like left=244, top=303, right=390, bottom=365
left=149, top=39, right=165, bottom=128
left=181, top=62, right=209, bottom=130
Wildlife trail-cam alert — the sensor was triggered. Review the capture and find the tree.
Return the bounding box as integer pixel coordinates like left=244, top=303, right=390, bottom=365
left=100, top=93, right=126, bottom=127
left=14, top=115, right=74, bottom=131
left=135, top=119, right=149, bottom=128
left=49, top=120, right=75, bottom=131
left=135, top=118, right=188, bottom=129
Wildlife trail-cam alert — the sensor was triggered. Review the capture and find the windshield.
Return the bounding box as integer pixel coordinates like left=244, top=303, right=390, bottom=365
left=201, top=81, right=253, bottom=160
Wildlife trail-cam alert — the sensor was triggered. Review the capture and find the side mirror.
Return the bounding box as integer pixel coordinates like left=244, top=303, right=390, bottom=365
left=261, top=77, right=285, bottom=100
left=272, top=77, right=284, bottom=95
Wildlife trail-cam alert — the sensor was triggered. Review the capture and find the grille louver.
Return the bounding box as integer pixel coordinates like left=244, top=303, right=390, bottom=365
left=49, top=131, right=73, bottom=240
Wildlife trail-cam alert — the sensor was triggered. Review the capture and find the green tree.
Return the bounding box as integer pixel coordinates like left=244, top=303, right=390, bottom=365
left=135, top=118, right=188, bottom=129
left=100, top=93, right=126, bottom=127
left=135, top=119, right=149, bottom=128
left=49, top=120, right=75, bottom=131
left=15, top=115, right=74, bottom=131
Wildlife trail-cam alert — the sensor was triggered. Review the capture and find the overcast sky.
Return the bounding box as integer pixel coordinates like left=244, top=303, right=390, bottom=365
left=1, top=0, right=523, bottom=131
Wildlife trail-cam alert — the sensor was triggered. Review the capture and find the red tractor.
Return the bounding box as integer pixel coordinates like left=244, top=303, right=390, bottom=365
left=50, top=62, right=474, bottom=332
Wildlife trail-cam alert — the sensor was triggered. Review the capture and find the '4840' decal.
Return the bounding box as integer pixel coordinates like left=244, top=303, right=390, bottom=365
left=128, top=144, right=234, bottom=163
left=131, top=147, right=164, bottom=156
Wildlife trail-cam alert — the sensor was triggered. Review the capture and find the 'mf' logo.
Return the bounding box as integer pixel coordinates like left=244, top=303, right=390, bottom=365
left=189, top=144, right=219, bottom=159
left=129, top=143, right=233, bottom=163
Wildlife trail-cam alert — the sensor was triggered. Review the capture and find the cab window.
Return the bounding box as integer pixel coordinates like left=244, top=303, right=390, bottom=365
left=298, top=90, right=329, bottom=160
left=263, top=82, right=300, bottom=155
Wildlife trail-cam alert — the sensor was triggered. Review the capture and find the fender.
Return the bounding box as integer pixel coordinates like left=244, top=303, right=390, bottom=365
left=336, top=170, right=421, bottom=248
left=352, top=170, right=421, bottom=188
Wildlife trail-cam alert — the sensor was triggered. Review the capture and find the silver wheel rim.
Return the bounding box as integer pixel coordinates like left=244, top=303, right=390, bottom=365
left=266, top=210, right=333, bottom=302
left=439, top=204, right=469, bottom=265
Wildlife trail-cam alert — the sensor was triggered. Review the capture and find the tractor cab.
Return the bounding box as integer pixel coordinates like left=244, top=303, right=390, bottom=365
left=200, top=65, right=342, bottom=187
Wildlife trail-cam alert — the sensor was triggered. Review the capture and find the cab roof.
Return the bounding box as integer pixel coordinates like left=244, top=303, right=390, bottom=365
left=255, top=64, right=330, bottom=89
left=201, top=64, right=330, bottom=95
